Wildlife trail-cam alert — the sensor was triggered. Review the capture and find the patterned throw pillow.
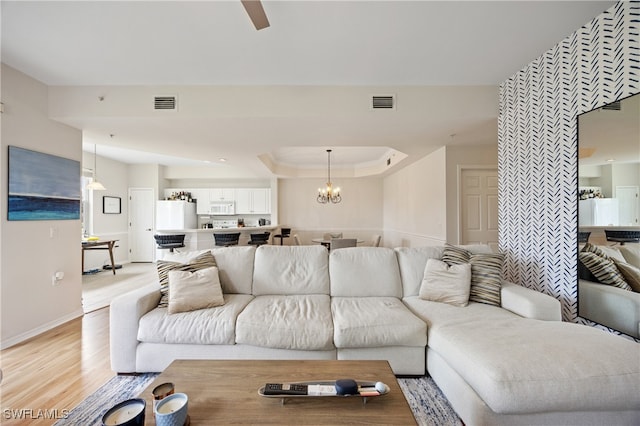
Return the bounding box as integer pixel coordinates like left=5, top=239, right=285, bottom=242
left=156, top=251, right=217, bottom=308
left=578, top=251, right=631, bottom=291
left=469, top=253, right=504, bottom=306
left=442, top=244, right=471, bottom=265
left=442, top=244, right=504, bottom=306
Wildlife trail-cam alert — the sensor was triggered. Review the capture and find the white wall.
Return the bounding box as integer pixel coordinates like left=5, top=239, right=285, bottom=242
left=383, top=147, right=447, bottom=247
left=1, top=64, right=84, bottom=349
left=81, top=151, right=130, bottom=271
left=278, top=177, right=383, bottom=244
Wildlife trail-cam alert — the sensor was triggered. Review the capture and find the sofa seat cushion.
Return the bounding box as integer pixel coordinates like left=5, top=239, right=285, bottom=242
left=403, top=296, right=518, bottom=334
left=331, top=297, right=427, bottom=348
left=406, top=296, right=640, bottom=414
left=138, top=294, right=254, bottom=345
left=236, top=295, right=334, bottom=350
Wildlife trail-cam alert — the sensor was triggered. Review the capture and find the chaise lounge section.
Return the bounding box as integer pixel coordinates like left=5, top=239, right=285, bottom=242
left=110, top=244, right=640, bottom=425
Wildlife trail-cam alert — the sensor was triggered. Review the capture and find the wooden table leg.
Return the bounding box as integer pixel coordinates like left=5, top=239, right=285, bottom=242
left=108, top=241, right=116, bottom=275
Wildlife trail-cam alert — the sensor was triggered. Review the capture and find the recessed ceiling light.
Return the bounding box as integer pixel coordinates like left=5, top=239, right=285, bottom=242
left=219, top=158, right=227, bottom=162
left=606, top=158, right=616, bottom=162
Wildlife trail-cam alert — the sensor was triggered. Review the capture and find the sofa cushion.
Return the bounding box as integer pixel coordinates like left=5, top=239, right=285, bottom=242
left=442, top=244, right=504, bottom=306
left=403, top=296, right=518, bottom=333
left=404, top=296, right=640, bottom=413
left=137, top=294, right=254, bottom=345
left=167, top=267, right=225, bottom=314
left=156, top=251, right=217, bottom=307
left=579, top=251, right=632, bottom=291
left=612, top=259, right=640, bottom=293
left=429, top=317, right=640, bottom=414
left=210, top=246, right=255, bottom=294
left=235, top=295, right=334, bottom=350
left=395, top=245, right=493, bottom=298
left=330, top=247, right=402, bottom=297
left=331, top=297, right=427, bottom=348
left=252, top=246, right=329, bottom=295
left=419, top=259, right=471, bottom=307
left=468, top=253, right=504, bottom=306
left=619, top=244, right=640, bottom=269
left=395, top=246, right=446, bottom=297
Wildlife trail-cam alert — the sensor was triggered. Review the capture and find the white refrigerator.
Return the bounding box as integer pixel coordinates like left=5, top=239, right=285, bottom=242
left=579, top=198, right=619, bottom=226
left=156, top=200, right=197, bottom=230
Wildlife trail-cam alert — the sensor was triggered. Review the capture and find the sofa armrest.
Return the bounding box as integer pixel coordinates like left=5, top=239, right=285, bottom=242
left=578, top=279, right=640, bottom=338
left=501, top=280, right=561, bottom=321
left=110, top=284, right=161, bottom=373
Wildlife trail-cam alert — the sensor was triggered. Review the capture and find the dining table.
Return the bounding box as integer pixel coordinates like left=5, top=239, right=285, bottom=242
left=311, top=238, right=364, bottom=249
left=81, top=239, right=118, bottom=274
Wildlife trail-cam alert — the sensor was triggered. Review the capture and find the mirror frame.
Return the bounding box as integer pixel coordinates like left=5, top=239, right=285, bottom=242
left=576, top=92, right=640, bottom=336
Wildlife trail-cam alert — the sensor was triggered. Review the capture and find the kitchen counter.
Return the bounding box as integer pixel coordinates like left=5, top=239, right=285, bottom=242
left=155, top=226, right=279, bottom=256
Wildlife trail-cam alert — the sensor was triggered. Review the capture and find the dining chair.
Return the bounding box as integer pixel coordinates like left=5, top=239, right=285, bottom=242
left=330, top=238, right=357, bottom=250
left=371, top=234, right=381, bottom=247
left=293, top=234, right=302, bottom=245
left=323, top=232, right=343, bottom=240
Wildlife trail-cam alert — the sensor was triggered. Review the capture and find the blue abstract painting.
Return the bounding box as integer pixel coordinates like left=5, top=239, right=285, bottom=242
left=8, top=146, right=81, bottom=220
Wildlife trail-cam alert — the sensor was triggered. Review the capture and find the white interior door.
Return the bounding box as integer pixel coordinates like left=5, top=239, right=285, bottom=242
left=460, top=168, right=499, bottom=251
left=616, top=186, right=639, bottom=226
left=129, top=188, right=155, bottom=262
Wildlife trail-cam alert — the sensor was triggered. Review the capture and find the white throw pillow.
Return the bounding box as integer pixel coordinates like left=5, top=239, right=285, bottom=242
left=168, top=266, right=225, bottom=314
left=419, top=258, right=471, bottom=307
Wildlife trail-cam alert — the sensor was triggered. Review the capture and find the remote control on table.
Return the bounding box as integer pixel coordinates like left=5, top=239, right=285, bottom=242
left=264, top=383, right=308, bottom=395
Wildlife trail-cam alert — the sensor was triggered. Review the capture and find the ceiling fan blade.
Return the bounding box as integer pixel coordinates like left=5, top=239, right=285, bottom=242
left=241, top=0, right=270, bottom=30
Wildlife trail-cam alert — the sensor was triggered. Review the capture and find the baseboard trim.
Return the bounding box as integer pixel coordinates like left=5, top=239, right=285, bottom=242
left=0, top=308, right=84, bottom=350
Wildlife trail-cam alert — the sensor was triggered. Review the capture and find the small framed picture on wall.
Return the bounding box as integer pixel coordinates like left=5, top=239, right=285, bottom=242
left=103, top=196, right=121, bottom=214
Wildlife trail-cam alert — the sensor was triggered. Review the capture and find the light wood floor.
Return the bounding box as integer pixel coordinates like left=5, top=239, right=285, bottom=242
left=0, top=307, right=114, bottom=425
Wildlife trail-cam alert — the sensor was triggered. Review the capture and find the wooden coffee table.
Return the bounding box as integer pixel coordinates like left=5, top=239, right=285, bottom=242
left=140, top=359, right=417, bottom=425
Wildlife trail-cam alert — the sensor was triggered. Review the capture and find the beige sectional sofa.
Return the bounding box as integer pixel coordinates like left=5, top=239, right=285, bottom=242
left=110, top=245, right=640, bottom=425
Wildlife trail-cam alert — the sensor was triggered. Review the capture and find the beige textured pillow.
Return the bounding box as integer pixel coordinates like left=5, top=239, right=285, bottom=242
left=168, top=266, right=225, bottom=314
left=156, top=251, right=217, bottom=308
left=612, top=259, right=640, bottom=293
left=419, top=259, right=471, bottom=307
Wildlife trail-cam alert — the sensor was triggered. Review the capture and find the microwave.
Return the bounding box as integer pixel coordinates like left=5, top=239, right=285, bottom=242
left=209, top=201, right=235, bottom=215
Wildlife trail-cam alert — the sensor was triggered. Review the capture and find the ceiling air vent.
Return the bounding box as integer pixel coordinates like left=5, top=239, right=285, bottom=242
left=372, top=95, right=395, bottom=109
left=154, top=96, right=177, bottom=111
left=601, top=101, right=621, bottom=111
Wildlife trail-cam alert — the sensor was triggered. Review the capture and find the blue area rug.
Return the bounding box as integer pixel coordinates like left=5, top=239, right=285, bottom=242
left=56, top=373, right=462, bottom=425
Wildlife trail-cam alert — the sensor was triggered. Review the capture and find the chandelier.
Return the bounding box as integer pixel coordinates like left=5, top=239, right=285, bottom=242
left=86, top=144, right=106, bottom=191
left=317, top=149, right=341, bottom=204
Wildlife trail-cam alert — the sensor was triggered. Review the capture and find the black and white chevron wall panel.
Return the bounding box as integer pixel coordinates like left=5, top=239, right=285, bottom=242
left=498, top=1, right=639, bottom=323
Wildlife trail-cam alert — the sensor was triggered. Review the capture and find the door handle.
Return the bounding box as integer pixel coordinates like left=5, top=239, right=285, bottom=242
left=146, top=228, right=152, bottom=231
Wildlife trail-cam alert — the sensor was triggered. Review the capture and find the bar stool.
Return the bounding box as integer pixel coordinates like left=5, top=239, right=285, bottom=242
left=214, top=232, right=240, bottom=247
left=154, top=234, right=185, bottom=253
left=273, top=228, right=291, bottom=245
left=248, top=232, right=271, bottom=247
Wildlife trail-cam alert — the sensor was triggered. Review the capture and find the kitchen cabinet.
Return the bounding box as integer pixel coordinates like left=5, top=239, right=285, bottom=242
left=236, top=188, right=271, bottom=214
left=190, top=189, right=211, bottom=215
left=210, top=188, right=235, bottom=201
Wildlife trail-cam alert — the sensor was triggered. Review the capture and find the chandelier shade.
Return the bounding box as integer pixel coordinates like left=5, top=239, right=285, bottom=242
left=317, top=149, right=341, bottom=204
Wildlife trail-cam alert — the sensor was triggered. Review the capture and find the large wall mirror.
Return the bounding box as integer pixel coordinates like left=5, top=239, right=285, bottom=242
left=577, top=92, right=640, bottom=338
